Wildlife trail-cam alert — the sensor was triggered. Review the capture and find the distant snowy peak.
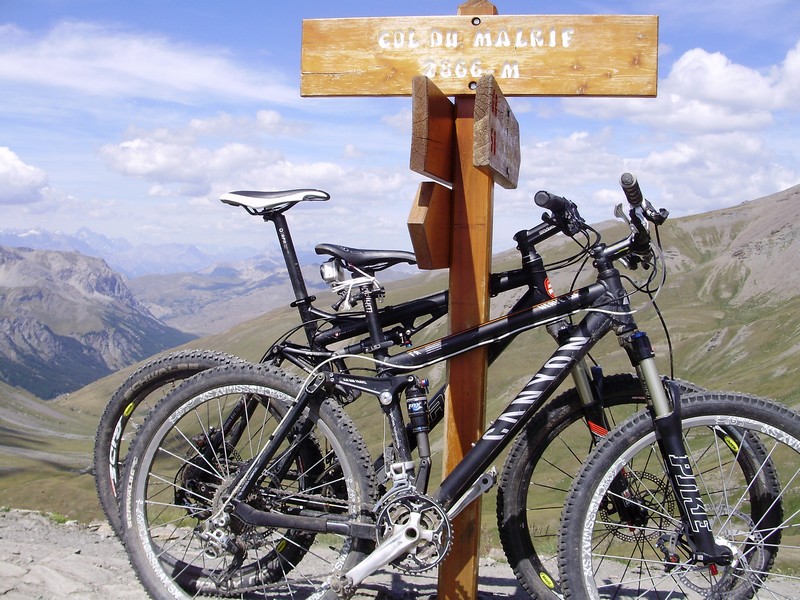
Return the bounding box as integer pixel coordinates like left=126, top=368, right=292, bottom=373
left=0, top=226, right=263, bottom=277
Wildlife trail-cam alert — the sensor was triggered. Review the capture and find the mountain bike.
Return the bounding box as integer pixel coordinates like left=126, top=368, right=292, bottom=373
left=117, top=174, right=800, bottom=599
left=94, top=182, right=699, bottom=600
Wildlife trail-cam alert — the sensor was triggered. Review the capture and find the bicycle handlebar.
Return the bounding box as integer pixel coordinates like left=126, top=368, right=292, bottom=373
left=533, top=173, right=670, bottom=269
left=619, top=172, right=644, bottom=207
left=534, top=190, right=570, bottom=213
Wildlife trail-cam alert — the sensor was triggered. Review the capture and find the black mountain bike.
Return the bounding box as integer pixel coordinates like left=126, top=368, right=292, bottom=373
left=94, top=181, right=695, bottom=600
left=123, top=177, right=800, bottom=599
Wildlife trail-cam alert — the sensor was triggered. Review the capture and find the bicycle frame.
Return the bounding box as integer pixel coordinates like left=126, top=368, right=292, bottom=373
left=256, top=208, right=606, bottom=451
left=228, top=242, right=625, bottom=517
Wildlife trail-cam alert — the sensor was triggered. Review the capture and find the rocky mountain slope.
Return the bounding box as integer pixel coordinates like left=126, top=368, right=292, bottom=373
left=0, top=246, right=194, bottom=399
left=668, top=184, right=800, bottom=305
left=128, top=254, right=327, bottom=335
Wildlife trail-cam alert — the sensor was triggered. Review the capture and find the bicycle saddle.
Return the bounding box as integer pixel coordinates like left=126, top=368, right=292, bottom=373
left=315, top=243, right=417, bottom=274
left=221, top=189, right=330, bottom=213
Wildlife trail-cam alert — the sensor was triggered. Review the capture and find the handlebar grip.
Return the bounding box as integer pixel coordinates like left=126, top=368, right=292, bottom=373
left=619, top=172, right=644, bottom=206
left=534, top=190, right=570, bottom=213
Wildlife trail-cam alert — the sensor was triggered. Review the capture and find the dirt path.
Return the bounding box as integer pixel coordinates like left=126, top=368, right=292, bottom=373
left=0, top=510, right=148, bottom=600
left=0, top=509, right=530, bottom=599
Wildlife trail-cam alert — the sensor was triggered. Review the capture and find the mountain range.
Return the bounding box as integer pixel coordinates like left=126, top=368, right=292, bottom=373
left=0, top=225, right=411, bottom=397
left=128, top=255, right=328, bottom=335
left=0, top=226, right=261, bottom=278
left=0, top=246, right=194, bottom=399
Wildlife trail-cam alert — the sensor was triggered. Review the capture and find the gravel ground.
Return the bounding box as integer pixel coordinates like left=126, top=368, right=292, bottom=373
left=0, top=509, right=531, bottom=599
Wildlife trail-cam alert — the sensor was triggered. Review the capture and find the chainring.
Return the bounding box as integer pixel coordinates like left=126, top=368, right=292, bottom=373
left=375, top=490, right=452, bottom=574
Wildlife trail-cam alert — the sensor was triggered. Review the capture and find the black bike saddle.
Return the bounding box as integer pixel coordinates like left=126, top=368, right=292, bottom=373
left=315, top=243, right=417, bottom=274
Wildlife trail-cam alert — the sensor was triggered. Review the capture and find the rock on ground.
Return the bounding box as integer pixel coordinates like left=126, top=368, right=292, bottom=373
left=0, top=509, right=530, bottom=599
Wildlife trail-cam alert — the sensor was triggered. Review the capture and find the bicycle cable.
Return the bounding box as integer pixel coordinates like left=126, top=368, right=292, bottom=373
left=650, top=225, right=675, bottom=379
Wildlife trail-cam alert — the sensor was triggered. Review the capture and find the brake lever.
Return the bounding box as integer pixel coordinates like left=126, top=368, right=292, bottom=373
left=643, top=200, right=669, bottom=225
left=543, top=211, right=584, bottom=237
left=614, top=203, right=631, bottom=226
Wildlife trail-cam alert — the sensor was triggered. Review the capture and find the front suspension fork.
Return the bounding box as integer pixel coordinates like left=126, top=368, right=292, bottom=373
left=628, top=331, right=732, bottom=566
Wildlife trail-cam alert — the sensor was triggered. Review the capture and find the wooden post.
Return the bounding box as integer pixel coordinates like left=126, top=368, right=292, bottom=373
left=436, top=6, right=496, bottom=599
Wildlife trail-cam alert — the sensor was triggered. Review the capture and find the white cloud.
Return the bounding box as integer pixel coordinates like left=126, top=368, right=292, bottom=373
left=561, top=43, right=800, bottom=134
left=96, top=111, right=425, bottom=250
left=100, top=138, right=283, bottom=190
left=0, top=22, right=298, bottom=105
left=509, top=127, right=798, bottom=226
left=0, top=147, right=50, bottom=205
left=255, top=110, right=305, bottom=135
left=633, top=132, right=798, bottom=213
left=521, top=129, right=621, bottom=189
left=668, top=49, right=773, bottom=109
left=343, top=144, right=364, bottom=159
left=382, top=108, right=412, bottom=134
left=184, top=111, right=304, bottom=138
left=774, top=40, right=800, bottom=108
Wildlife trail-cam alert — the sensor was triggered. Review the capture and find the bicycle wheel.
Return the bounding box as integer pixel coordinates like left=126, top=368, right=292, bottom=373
left=120, top=362, right=376, bottom=600
left=93, top=349, right=243, bottom=536
left=558, top=392, right=800, bottom=599
left=497, top=374, right=703, bottom=599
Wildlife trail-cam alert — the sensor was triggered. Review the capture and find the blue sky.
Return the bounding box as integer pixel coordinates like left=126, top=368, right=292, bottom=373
left=2, top=0, right=799, bottom=256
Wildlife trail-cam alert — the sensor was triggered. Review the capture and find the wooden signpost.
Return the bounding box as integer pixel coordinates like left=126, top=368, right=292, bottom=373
left=301, top=13, right=658, bottom=97
left=301, top=2, right=658, bottom=597
left=473, top=74, right=520, bottom=190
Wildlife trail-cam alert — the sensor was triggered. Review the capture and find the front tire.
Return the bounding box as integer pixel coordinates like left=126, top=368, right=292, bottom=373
left=558, top=393, right=798, bottom=599
left=497, top=374, right=703, bottom=599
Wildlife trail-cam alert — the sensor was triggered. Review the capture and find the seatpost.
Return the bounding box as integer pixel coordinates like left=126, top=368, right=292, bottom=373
left=268, top=211, right=318, bottom=344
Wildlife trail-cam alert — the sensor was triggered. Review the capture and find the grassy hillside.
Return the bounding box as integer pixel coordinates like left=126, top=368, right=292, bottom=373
left=1, top=185, right=798, bottom=544
left=0, top=381, right=99, bottom=521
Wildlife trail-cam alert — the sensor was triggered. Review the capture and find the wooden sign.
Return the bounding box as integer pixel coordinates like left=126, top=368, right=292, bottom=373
left=407, top=182, right=453, bottom=270
left=301, top=14, right=658, bottom=97
left=410, top=76, right=455, bottom=185
left=473, top=74, right=519, bottom=189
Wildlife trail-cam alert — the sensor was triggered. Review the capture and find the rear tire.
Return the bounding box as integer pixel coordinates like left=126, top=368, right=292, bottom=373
left=120, top=362, right=375, bottom=600
left=93, top=349, right=243, bottom=536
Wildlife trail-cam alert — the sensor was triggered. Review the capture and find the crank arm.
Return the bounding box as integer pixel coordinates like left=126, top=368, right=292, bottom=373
left=346, top=512, right=428, bottom=588
left=447, top=469, right=496, bottom=520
